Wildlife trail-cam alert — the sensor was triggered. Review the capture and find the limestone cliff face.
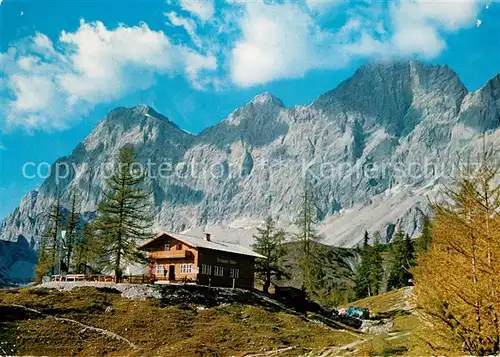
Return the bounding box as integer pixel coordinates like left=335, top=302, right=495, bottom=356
left=1, top=61, right=499, bottom=283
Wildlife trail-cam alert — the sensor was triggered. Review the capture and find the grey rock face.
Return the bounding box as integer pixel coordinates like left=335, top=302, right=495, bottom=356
left=1, top=61, right=499, bottom=283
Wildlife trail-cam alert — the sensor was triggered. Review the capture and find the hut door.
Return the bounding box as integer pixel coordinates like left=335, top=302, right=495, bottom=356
left=168, top=265, right=175, bottom=280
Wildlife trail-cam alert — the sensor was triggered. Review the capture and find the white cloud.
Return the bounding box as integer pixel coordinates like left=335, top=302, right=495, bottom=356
left=231, top=2, right=322, bottom=87
left=391, top=23, right=446, bottom=59
left=184, top=51, right=217, bottom=89
left=230, top=1, right=383, bottom=87
left=166, top=11, right=202, bottom=47
left=179, top=0, right=214, bottom=21
left=392, top=0, right=481, bottom=31
left=9, top=74, right=56, bottom=112
left=389, top=0, right=481, bottom=57
left=0, top=20, right=217, bottom=131
left=229, top=0, right=485, bottom=87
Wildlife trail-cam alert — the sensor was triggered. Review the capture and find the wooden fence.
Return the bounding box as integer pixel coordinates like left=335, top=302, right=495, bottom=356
left=50, top=274, right=154, bottom=284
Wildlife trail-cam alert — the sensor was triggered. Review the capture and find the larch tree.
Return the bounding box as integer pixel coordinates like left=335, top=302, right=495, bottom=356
left=252, top=216, right=287, bottom=294
left=63, top=189, right=80, bottom=270
left=294, top=180, right=322, bottom=296
left=413, top=147, right=500, bottom=355
left=36, top=193, right=64, bottom=280
left=93, top=146, right=153, bottom=282
left=72, top=224, right=102, bottom=274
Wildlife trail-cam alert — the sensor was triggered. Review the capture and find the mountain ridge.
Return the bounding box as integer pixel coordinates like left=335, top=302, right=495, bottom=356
left=82, top=62, right=495, bottom=142
left=1, top=60, right=499, bottom=284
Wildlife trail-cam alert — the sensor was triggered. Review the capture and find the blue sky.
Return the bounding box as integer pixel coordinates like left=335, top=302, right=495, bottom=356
left=0, top=0, right=499, bottom=220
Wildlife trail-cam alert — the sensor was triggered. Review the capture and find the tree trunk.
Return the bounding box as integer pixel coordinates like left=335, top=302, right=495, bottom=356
left=263, top=280, right=270, bottom=294
left=482, top=176, right=500, bottom=353
left=263, top=271, right=271, bottom=294
left=470, top=230, right=483, bottom=355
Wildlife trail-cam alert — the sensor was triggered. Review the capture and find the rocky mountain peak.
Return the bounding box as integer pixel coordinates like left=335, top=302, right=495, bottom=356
left=199, top=91, right=288, bottom=148
left=90, top=105, right=184, bottom=139
left=459, top=73, right=500, bottom=131
left=131, top=104, right=156, bottom=115
left=106, top=105, right=172, bottom=124
left=249, top=92, right=285, bottom=108
left=347, top=60, right=464, bottom=96
left=483, top=74, right=500, bottom=95
left=311, top=60, right=467, bottom=136
left=79, top=103, right=191, bottom=158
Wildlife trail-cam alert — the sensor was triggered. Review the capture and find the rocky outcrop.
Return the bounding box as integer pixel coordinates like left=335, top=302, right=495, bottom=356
left=1, top=61, right=499, bottom=283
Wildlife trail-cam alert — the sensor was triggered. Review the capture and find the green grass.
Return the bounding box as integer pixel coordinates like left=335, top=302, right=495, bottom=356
left=0, top=286, right=358, bottom=356
left=339, top=288, right=425, bottom=356
left=342, top=288, right=408, bottom=314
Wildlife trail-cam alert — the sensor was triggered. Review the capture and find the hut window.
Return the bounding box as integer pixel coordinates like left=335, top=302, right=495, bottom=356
left=155, top=264, right=164, bottom=275
left=201, top=264, right=212, bottom=275
left=176, top=243, right=182, bottom=250
left=164, top=243, right=170, bottom=251
left=214, top=266, right=224, bottom=276
left=180, top=264, right=192, bottom=274
left=230, top=268, right=239, bottom=279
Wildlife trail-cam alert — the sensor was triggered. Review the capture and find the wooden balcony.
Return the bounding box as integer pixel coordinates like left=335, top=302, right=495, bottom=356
left=149, top=250, right=187, bottom=259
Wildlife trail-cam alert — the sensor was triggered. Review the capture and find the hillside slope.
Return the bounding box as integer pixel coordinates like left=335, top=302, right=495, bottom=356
left=0, top=285, right=359, bottom=356
left=0, top=284, right=427, bottom=356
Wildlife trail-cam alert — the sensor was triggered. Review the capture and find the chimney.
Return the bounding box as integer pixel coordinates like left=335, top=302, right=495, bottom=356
left=204, top=233, right=211, bottom=241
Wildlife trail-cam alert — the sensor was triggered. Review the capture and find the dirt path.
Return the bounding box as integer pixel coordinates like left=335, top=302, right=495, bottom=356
left=3, top=304, right=137, bottom=349
left=244, top=346, right=297, bottom=356
left=385, top=331, right=411, bottom=341
left=313, top=337, right=373, bottom=357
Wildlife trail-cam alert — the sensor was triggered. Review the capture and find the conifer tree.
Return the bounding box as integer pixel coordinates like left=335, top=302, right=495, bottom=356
left=36, top=193, right=64, bottom=280
left=252, top=216, right=287, bottom=293
left=295, top=181, right=321, bottom=255
left=72, top=224, right=101, bottom=274
left=93, top=146, right=153, bottom=282
left=63, top=189, right=79, bottom=270
left=294, top=180, right=322, bottom=296
left=355, top=231, right=371, bottom=298
left=35, top=235, right=51, bottom=283
left=413, top=147, right=500, bottom=355
left=387, top=228, right=415, bottom=290
left=354, top=246, right=371, bottom=298
left=363, top=230, right=369, bottom=246
left=368, top=235, right=384, bottom=295
left=355, top=232, right=384, bottom=298
left=416, top=216, right=432, bottom=255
